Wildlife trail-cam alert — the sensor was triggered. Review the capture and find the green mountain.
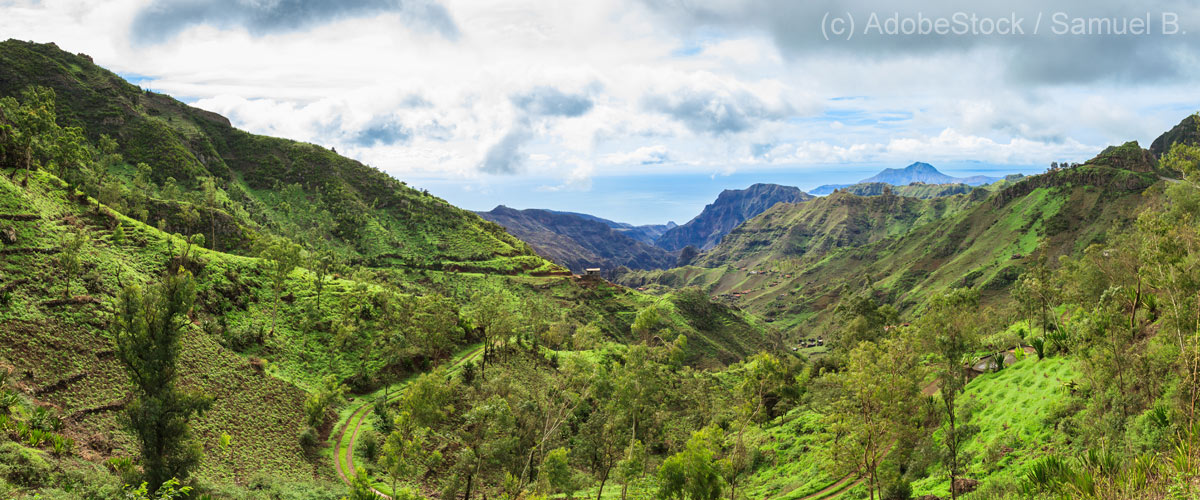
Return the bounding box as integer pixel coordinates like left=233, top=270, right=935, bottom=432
left=0, top=39, right=554, bottom=275
left=476, top=206, right=677, bottom=273
left=0, top=40, right=774, bottom=499
left=6, top=38, right=1200, bottom=500
left=696, top=188, right=984, bottom=269
left=619, top=154, right=1160, bottom=334
left=656, top=183, right=814, bottom=251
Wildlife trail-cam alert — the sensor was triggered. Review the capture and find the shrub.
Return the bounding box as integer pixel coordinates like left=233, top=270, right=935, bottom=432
left=26, top=428, right=46, bottom=447
left=1023, top=455, right=1072, bottom=494
left=298, top=426, right=319, bottom=451
left=106, top=456, right=141, bottom=486
left=0, top=441, right=54, bottom=487
left=882, top=479, right=912, bottom=500
left=357, top=431, right=378, bottom=462
left=1047, top=327, right=1070, bottom=355
left=0, top=391, right=18, bottom=414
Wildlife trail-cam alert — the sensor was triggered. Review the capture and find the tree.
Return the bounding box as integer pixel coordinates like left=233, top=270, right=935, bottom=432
left=834, top=291, right=900, bottom=348
left=380, top=412, right=441, bottom=496
left=130, top=162, right=154, bottom=221
left=466, top=289, right=517, bottom=380
left=452, top=395, right=517, bottom=500
left=541, top=447, right=581, bottom=499
left=259, top=239, right=304, bottom=337
left=304, top=374, right=348, bottom=428
left=309, top=251, right=335, bottom=314
left=57, top=228, right=87, bottom=299
left=615, top=439, right=646, bottom=500
left=917, top=289, right=980, bottom=500
left=3, top=87, right=58, bottom=185
left=724, top=352, right=787, bottom=499
left=1143, top=139, right=1200, bottom=435
left=826, top=337, right=920, bottom=500
left=199, top=177, right=221, bottom=251
left=412, top=294, right=461, bottom=359
left=113, top=270, right=212, bottom=493
left=657, top=426, right=724, bottom=500
left=631, top=305, right=663, bottom=343
left=347, top=467, right=378, bottom=500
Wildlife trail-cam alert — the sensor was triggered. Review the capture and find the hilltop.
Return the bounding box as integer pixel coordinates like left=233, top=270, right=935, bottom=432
left=809, top=162, right=1003, bottom=195
left=0, top=39, right=553, bottom=274
left=656, top=183, right=814, bottom=251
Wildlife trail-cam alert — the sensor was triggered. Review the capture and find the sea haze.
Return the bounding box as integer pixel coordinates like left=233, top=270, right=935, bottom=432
left=418, top=162, right=1044, bottom=226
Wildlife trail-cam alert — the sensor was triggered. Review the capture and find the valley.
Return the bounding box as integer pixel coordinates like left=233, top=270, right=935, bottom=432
left=1, top=37, right=1199, bottom=500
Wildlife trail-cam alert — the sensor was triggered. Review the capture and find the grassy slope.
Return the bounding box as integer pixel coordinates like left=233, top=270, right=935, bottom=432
left=0, top=39, right=556, bottom=274
left=0, top=165, right=771, bottom=493
left=910, top=356, right=1079, bottom=498
left=0, top=170, right=321, bottom=484
left=619, top=165, right=1159, bottom=339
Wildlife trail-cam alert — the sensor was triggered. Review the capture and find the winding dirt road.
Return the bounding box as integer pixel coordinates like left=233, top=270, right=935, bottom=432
left=333, top=346, right=483, bottom=499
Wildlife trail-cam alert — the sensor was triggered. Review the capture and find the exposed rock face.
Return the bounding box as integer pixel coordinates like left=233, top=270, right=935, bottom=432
left=1151, top=114, right=1200, bottom=159
left=656, top=183, right=813, bottom=251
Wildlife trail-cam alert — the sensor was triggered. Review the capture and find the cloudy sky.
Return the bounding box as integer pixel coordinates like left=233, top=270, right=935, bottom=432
left=3, top=0, right=1199, bottom=224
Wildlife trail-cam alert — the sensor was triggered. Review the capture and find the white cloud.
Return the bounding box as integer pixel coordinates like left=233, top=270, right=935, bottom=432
left=0, top=0, right=1190, bottom=204
left=601, top=145, right=672, bottom=166
left=774, top=129, right=1098, bottom=166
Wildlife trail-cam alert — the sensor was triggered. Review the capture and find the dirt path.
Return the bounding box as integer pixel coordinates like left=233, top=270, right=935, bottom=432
left=791, top=472, right=860, bottom=500
left=333, top=346, right=483, bottom=498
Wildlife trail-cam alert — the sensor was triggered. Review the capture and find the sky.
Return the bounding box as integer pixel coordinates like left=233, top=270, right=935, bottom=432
left=2, top=0, right=1199, bottom=224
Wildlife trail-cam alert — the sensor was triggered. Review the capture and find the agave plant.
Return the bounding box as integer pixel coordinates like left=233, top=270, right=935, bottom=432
left=26, top=427, right=46, bottom=447
left=1024, top=455, right=1072, bottom=493
left=1031, top=337, right=1046, bottom=360
left=50, top=433, right=74, bottom=456
left=0, top=390, right=19, bottom=414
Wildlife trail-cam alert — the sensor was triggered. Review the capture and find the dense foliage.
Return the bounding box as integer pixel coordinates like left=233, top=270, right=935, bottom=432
left=3, top=40, right=1200, bottom=500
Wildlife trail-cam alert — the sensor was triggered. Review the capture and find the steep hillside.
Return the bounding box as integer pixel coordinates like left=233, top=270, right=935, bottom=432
left=697, top=189, right=984, bottom=269
left=1149, top=113, right=1200, bottom=158
left=475, top=206, right=677, bottom=272
left=619, top=159, right=1160, bottom=336
left=0, top=42, right=779, bottom=499
left=0, top=39, right=554, bottom=274
left=656, top=183, right=813, bottom=251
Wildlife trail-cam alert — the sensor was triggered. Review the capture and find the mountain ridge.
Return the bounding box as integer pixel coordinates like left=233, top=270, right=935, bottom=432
left=809, top=162, right=1002, bottom=195
left=475, top=205, right=677, bottom=272
left=655, top=182, right=814, bottom=251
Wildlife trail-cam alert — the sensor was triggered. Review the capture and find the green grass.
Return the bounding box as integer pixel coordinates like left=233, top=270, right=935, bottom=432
left=911, top=356, right=1079, bottom=497
left=741, top=410, right=838, bottom=500
left=618, top=166, right=1158, bottom=338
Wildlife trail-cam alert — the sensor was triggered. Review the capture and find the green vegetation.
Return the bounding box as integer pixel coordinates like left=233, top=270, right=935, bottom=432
left=3, top=39, right=1200, bottom=500
left=114, top=268, right=213, bottom=493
